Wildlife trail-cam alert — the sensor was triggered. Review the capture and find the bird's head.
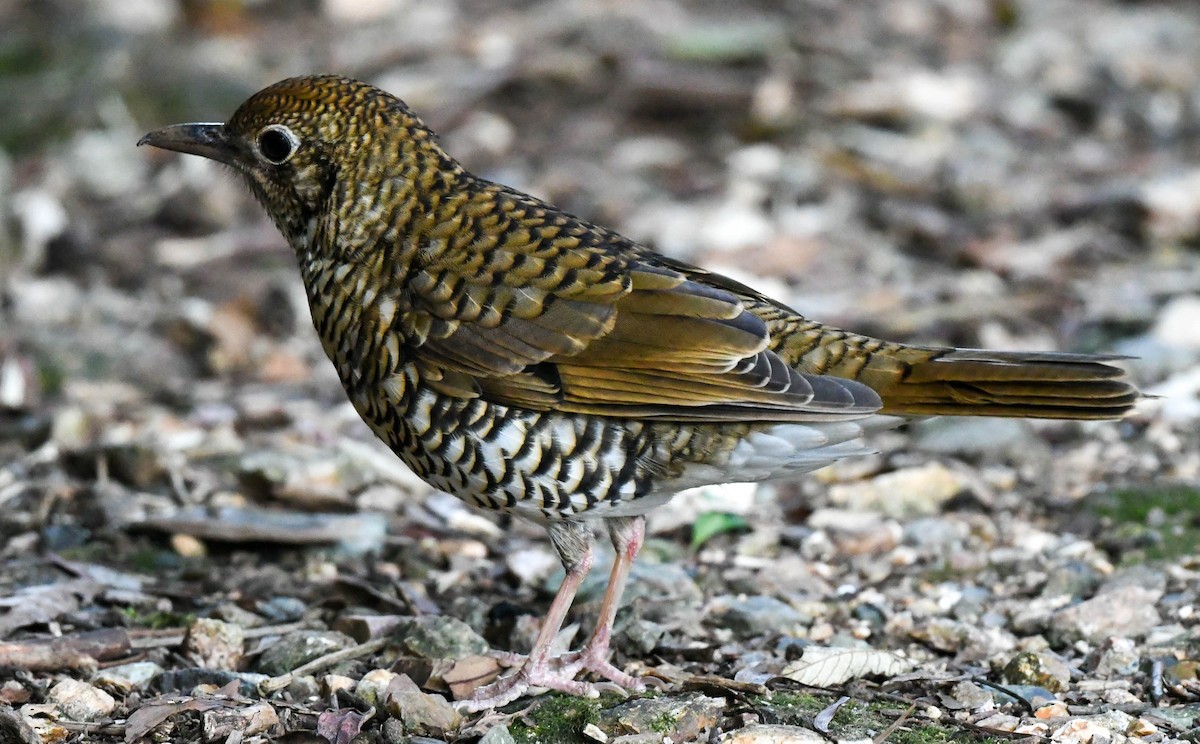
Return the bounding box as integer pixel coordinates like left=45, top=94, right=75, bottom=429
left=139, top=75, right=441, bottom=249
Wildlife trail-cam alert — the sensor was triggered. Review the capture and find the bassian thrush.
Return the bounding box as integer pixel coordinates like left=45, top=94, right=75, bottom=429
left=140, top=75, right=1141, bottom=710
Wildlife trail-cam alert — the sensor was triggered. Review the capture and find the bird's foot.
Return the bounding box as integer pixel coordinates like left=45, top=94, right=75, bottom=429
left=456, top=656, right=602, bottom=713
left=487, top=646, right=647, bottom=691
left=554, top=647, right=646, bottom=691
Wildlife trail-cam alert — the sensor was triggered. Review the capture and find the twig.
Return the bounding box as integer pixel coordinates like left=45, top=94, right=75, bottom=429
left=872, top=704, right=914, bottom=744
left=258, top=636, right=391, bottom=694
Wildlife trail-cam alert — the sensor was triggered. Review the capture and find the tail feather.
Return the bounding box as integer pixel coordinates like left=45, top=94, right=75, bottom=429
left=872, top=348, right=1141, bottom=419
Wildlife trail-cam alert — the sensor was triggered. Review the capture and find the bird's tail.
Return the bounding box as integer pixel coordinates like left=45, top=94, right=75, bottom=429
left=772, top=320, right=1141, bottom=420
left=858, top=347, right=1140, bottom=419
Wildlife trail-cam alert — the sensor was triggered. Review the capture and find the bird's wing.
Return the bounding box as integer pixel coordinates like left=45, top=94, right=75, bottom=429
left=404, top=206, right=879, bottom=422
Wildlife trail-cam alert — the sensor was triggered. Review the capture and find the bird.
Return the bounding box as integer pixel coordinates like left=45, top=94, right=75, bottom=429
left=139, top=75, right=1141, bottom=711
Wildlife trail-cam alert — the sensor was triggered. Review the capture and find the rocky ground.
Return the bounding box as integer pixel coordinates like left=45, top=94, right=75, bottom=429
left=2, top=1, right=1200, bottom=742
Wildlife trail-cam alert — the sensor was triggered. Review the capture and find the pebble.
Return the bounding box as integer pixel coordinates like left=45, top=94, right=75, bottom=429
left=201, top=701, right=279, bottom=741
left=1092, top=637, right=1139, bottom=677
left=943, top=680, right=991, bottom=710
left=255, top=630, right=355, bottom=676
left=1050, top=585, right=1163, bottom=644
left=1002, top=651, right=1071, bottom=693
left=827, top=462, right=970, bottom=518
left=383, top=674, right=461, bottom=737
left=184, top=617, right=246, bottom=670
left=401, top=616, right=490, bottom=660
left=601, top=693, right=724, bottom=743
left=1049, top=718, right=1116, bottom=744
left=47, top=679, right=115, bottom=722
left=478, top=725, right=517, bottom=744
left=93, top=661, right=162, bottom=690
left=719, top=724, right=825, bottom=743
left=708, top=595, right=803, bottom=638
left=911, top=416, right=1038, bottom=460
left=356, top=669, right=399, bottom=707
left=506, top=547, right=560, bottom=586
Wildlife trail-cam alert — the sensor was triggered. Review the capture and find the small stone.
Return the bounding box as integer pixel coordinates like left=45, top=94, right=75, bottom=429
left=0, top=680, right=29, bottom=704
left=941, top=680, right=992, bottom=710
left=201, top=701, right=279, bottom=741
left=582, top=722, right=607, bottom=742
left=1050, top=585, right=1162, bottom=644
left=47, top=679, right=116, bottom=722
left=1050, top=718, right=1116, bottom=744
left=321, top=674, right=356, bottom=697
left=973, top=713, right=1019, bottom=731
left=255, top=630, right=355, bottom=676
left=170, top=533, right=207, bottom=558
left=93, top=661, right=162, bottom=690
left=912, top=417, right=1040, bottom=459
left=356, top=669, right=399, bottom=707
left=1002, top=651, right=1071, bottom=692
left=989, top=685, right=1058, bottom=709
left=1034, top=701, right=1069, bottom=719
left=287, top=675, right=320, bottom=701
left=1040, top=560, right=1103, bottom=601
left=601, top=693, right=724, bottom=742
left=384, top=674, right=461, bottom=737
left=506, top=547, right=559, bottom=586
left=185, top=618, right=246, bottom=670
left=708, top=595, right=802, bottom=638
left=719, top=724, right=824, bottom=743
left=1092, top=637, right=1139, bottom=677
left=827, top=462, right=970, bottom=518
left=402, top=616, right=490, bottom=660
left=478, top=725, right=518, bottom=744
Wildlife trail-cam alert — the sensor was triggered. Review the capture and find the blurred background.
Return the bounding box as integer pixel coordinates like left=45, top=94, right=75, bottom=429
left=5, top=0, right=1200, bottom=397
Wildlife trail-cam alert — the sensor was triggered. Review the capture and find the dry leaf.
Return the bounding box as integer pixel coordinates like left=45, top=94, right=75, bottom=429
left=781, top=646, right=910, bottom=687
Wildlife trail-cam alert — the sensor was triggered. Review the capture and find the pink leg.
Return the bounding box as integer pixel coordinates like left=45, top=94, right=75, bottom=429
left=458, top=521, right=600, bottom=711
left=561, top=516, right=647, bottom=689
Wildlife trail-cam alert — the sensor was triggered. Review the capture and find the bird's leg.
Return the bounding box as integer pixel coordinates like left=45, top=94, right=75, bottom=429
left=459, top=520, right=598, bottom=711
left=558, top=515, right=647, bottom=690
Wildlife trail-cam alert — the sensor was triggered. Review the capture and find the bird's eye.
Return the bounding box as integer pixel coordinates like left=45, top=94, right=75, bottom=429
left=257, top=125, right=298, bottom=165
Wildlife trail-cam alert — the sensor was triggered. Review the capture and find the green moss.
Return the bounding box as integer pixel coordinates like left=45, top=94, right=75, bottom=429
left=753, top=691, right=827, bottom=725
left=1089, top=486, right=1200, bottom=562
left=120, top=606, right=195, bottom=629
left=648, top=710, right=678, bottom=734
left=509, top=694, right=602, bottom=744
left=886, top=723, right=1010, bottom=744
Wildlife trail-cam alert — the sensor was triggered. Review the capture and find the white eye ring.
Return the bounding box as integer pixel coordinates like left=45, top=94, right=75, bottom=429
left=256, top=124, right=300, bottom=165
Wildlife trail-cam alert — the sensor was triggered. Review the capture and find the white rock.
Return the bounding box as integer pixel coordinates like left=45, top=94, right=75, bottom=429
left=1152, top=295, right=1200, bottom=349
left=1143, top=169, right=1200, bottom=240
left=719, top=723, right=825, bottom=743
left=355, top=669, right=398, bottom=707
left=10, top=188, right=68, bottom=268
left=93, top=661, right=162, bottom=689
left=1049, top=718, right=1116, bottom=744
left=700, top=201, right=775, bottom=253
left=322, top=0, right=403, bottom=22
left=648, top=482, right=758, bottom=535
left=827, top=462, right=969, bottom=518
left=87, top=0, right=179, bottom=32
left=506, top=547, right=560, bottom=586
left=48, top=679, right=116, bottom=722
left=67, top=130, right=147, bottom=198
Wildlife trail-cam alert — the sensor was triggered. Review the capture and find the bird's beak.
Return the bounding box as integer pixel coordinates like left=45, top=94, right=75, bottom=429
left=138, top=123, right=241, bottom=167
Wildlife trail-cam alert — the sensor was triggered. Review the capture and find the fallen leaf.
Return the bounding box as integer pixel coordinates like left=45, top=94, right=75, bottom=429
left=781, top=646, right=910, bottom=687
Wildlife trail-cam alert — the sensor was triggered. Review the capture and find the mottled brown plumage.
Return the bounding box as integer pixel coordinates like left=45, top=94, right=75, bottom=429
left=140, top=75, right=1140, bottom=710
